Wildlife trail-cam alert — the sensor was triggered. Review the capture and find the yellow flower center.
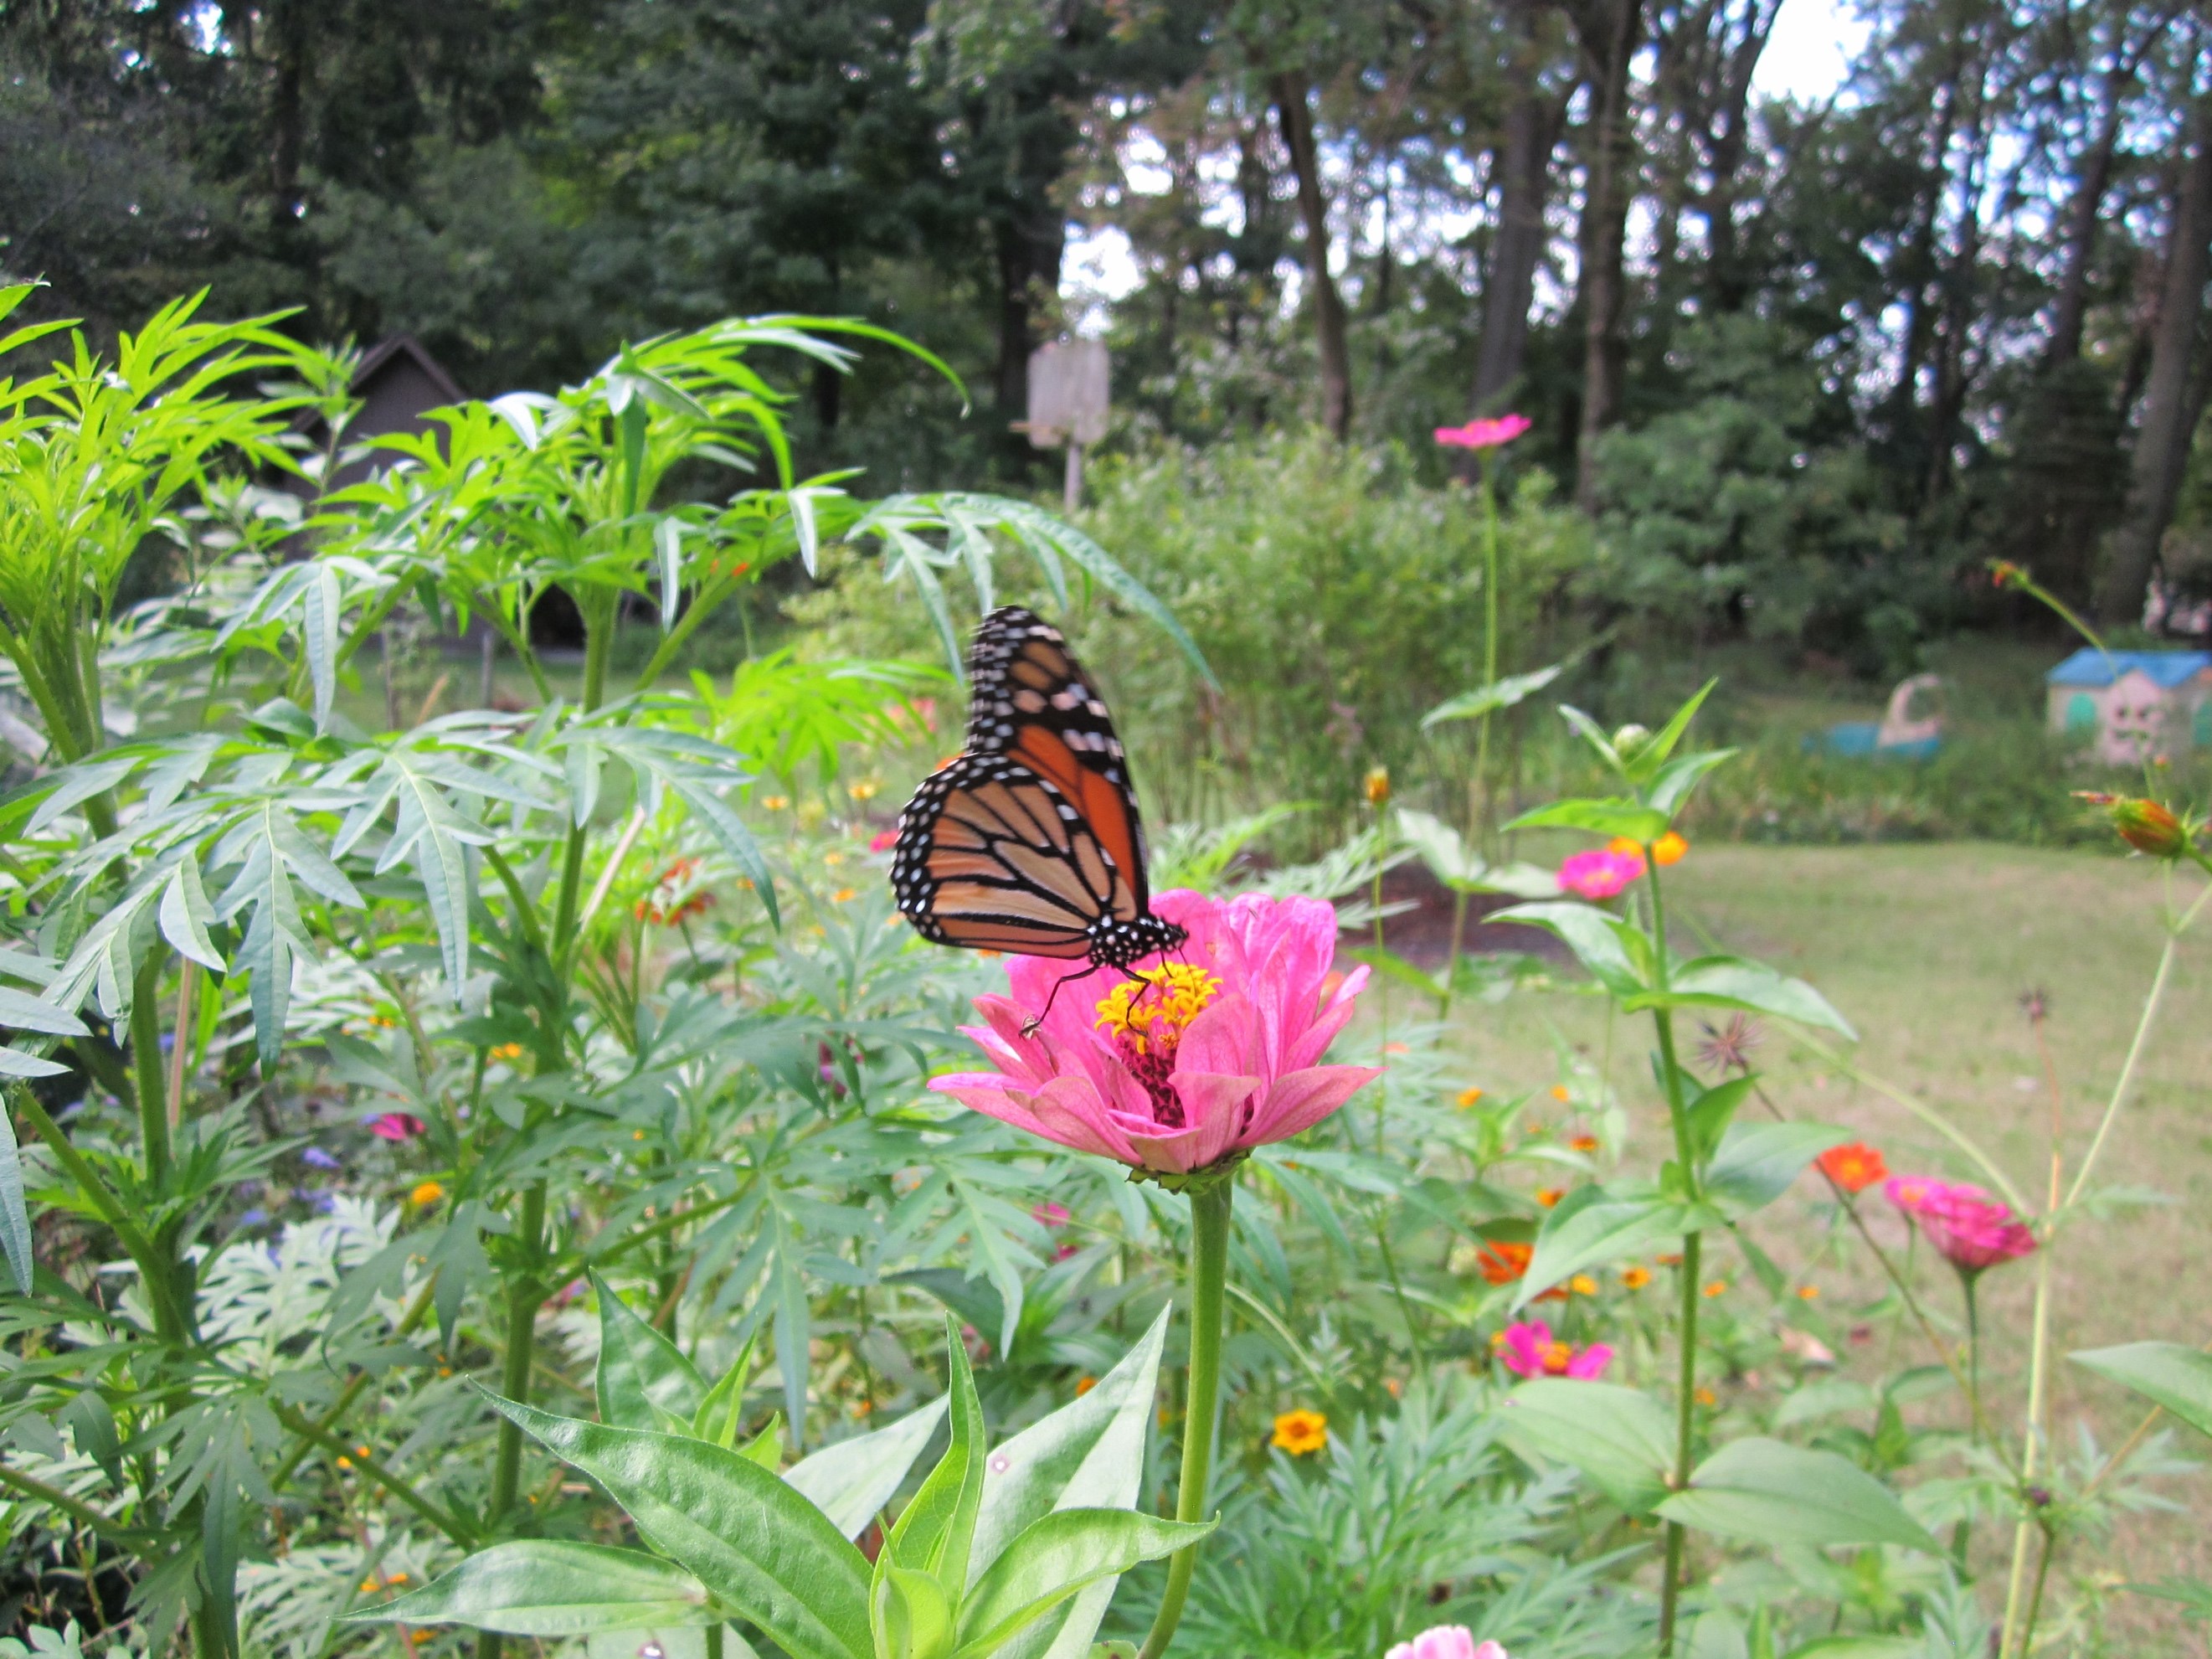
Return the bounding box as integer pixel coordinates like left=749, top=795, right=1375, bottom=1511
left=1094, top=964, right=1222, bottom=1059
left=1541, top=1342, right=1573, bottom=1374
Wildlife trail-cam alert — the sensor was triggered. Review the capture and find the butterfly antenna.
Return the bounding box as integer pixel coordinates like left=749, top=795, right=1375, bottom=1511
left=1021, top=963, right=1103, bottom=1038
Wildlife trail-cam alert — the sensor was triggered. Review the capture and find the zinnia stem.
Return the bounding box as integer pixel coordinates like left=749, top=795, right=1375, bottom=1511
left=1474, top=461, right=1502, bottom=845
left=1644, top=856, right=1700, bottom=1657
left=1139, top=1178, right=1233, bottom=1659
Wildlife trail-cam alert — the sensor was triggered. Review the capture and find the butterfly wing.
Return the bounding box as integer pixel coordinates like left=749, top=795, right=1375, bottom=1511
left=891, top=751, right=1137, bottom=959
left=959, top=606, right=1155, bottom=922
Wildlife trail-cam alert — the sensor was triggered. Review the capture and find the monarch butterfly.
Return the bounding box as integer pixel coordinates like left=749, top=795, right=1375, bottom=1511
left=890, top=606, right=1186, bottom=971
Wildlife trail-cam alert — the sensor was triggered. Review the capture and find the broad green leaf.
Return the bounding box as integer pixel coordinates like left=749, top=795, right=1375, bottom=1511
left=1656, top=1437, right=1940, bottom=1553
left=1705, top=1121, right=1846, bottom=1218
left=740, top=1416, right=785, bottom=1471
left=1421, top=664, right=1566, bottom=729
left=1774, top=1378, right=1877, bottom=1428
left=785, top=1398, right=949, bottom=1541
left=1504, top=797, right=1670, bottom=844
left=1488, top=901, right=1647, bottom=998
left=0, top=986, right=88, bottom=1038
left=2070, top=1342, right=2212, bottom=1440
left=1515, top=1185, right=1702, bottom=1310
left=1496, top=1379, right=1673, bottom=1514
left=1683, top=1074, right=1756, bottom=1165
left=1644, top=749, right=1736, bottom=817
left=157, top=858, right=227, bottom=973
left=1392, top=810, right=1484, bottom=888
left=1628, top=678, right=1718, bottom=783
left=488, top=1396, right=872, bottom=1659
left=951, top=1511, right=1215, bottom=1659
left=350, top=1543, right=719, bottom=1635
left=882, top=1322, right=986, bottom=1595
left=970, top=1308, right=1169, bottom=1659
left=879, top=1564, right=954, bottom=1659
left=0, top=1093, right=30, bottom=1292
left=1628, top=957, right=1856, bottom=1038
left=693, top=1332, right=760, bottom=1448
left=594, top=1271, right=708, bottom=1431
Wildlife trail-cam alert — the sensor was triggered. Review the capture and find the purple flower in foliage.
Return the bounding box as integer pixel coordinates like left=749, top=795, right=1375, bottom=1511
left=301, top=1146, right=342, bottom=1171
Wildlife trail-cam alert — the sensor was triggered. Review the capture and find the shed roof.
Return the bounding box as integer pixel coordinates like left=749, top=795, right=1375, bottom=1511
left=2045, top=648, right=2212, bottom=688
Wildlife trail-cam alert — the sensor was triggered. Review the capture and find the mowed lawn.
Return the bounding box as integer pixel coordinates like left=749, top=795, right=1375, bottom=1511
left=1450, top=842, right=2212, bottom=1642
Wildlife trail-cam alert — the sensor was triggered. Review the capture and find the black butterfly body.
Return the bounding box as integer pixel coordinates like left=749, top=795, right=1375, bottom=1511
left=890, top=606, right=1186, bottom=968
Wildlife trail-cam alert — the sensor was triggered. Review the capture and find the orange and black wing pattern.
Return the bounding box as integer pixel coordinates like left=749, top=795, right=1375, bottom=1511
left=890, top=607, right=1184, bottom=967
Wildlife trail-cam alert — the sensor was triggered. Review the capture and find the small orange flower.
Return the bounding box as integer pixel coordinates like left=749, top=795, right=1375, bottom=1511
left=1383, top=1042, right=1410, bottom=1056
left=409, top=1180, right=445, bottom=1208
left=1702, top=1279, right=1728, bottom=1298
left=763, top=795, right=790, bottom=811
left=831, top=887, right=857, bottom=904
left=1074, top=1376, right=1098, bottom=1396
left=1536, top=1188, right=1565, bottom=1208
left=848, top=779, right=880, bottom=801
left=1653, top=831, right=1688, bottom=866
left=1816, top=1141, right=1889, bottom=1195
left=1798, top=1285, right=1820, bottom=1301
left=1621, top=1265, right=1653, bottom=1290
left=1475, top=1240, right=1534, bottom=1285
left=490, top=1042, right=524, bottom=1062
left=1550, top=1085, right=1571, bottom=1103
left=1456, top=1087, right=1485, bottom=1109
left=635, top=858, right=713, bottom=925
left=1695, top=1387, right=1717, bottom=1406
left=1656, top=1252, right=1684, bottom=1267
left=1363, top=766, right=1391, bottom=806
left=1568, top=1274, right=1598, bottom=1296
left=1272, top=1409, right=1329, bottom=1455
left=1568, top=1134, right=1600, bottom=1154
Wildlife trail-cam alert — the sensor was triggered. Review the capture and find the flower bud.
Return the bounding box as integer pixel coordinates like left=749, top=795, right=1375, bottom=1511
left=2076, top=792, right=2187, bottom=858
left=1364, top=765, right=1391, bottom=806
left=1610, top=723, right=1651, bottom=763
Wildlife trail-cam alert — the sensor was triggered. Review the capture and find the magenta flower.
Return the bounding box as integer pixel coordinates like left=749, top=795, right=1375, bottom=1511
left=1386, top=1628, right=1509, bottom=1659
left=930, top=890, right=1381, bottom=1177
left=869, top=828, right=898, bottom=853
left=366, top=1113, right=425, bottom=1141
left=1435, top=415, right=1532, bottom=451
left=1884, top=1177, right=2036, bottom=1273
left=1032, top=1200, right=1072, bottom=1229
left=1556, top=848, right=1645, bottom=901
left=1495, top=1320, right=1613, bottom=1381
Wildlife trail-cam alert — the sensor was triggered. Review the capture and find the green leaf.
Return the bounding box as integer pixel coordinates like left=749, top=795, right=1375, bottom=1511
left=0, top=1092, right=31, bottom=1292
left=1515, top=1185, right=1702, bottom=1310
left=785, top=1399, right=950, bottom=1541
left=1683, top=1074, right=1756, bottom=1165
left=1628, top=678, right=1718, bottom=784
left=1644, top=749, right=1736, bottom=817
left=2070, top=1342, right=2212, bottom=1440
left=1421, top=664, right=1566, bottom=729
left=157, top=858, right=227, bottom=973
left=1655, top=1437, right=1940, bottom=1553
left=740, top=1415, right=785, bottom=1471
left=881, top=1321, right=987, bottom=1595
left=0, top=1048, right=67, bottom=1080
left=1504, top=797, right=1670, bottom=844
left=1496, top=1379, right=1674, bottom=1514
left=592, top=1273, right=707, bottom=1431
left=1487, top=901, right=1647, bottom=998
left=1782, top=1640, right=1921, bottom=1658
left=879, top=1564, right=955, bottom=1659
left=950, top=1511, right=1215, bottom=1659
left=349, top=1543, right=719, bottom=1635
left=0, top=986, right=89, bottom=1038
left=969, top=1308, right=1169, bottom=1659
left=1626, top=956, right=1856, bottom=1038
left=692, top=1332, right=760, bottom=1449
left=1704, top=1121, right=1847, bottom=1218
left=487, top=1396, right=872, bottom=1659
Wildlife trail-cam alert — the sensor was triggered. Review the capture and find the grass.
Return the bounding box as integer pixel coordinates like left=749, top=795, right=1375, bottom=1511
left=1446, top=841, right=2212, bottom=1648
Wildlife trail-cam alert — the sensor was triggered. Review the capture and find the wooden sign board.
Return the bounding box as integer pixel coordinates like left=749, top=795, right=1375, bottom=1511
left=1024, top=339, right=1109, bottom=448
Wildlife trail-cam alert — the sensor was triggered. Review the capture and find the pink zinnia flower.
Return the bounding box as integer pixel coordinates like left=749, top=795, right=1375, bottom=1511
left=1434, top=414, right=1532, bottom=451
left=1885, top=1177, right=2035, bottom=1273
left=366, top=1113, right=425, bottom=1141
left=1386, top=1626, right=1509, bottom=1659
left=1032, top=1200, right=1072, bottom=1229
left=929, top=891, right=1381, bottom=1177
left=1495, top=1320, right=1613, bottom=1380
left=869, top=829, right=898, bottom=853
left=1556, top=848, right=1645, bottom=901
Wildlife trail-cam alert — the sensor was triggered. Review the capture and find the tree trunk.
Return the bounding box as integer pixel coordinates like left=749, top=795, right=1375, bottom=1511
left=1572, top=0, right=1643, bottom=512
left=2098, top=100, right=2212, bottom=624
left=1273, top=74, right=1355, bottom=441
left=2045, top=98, right=2128, bottom=368
left=1472, top=13, right=1557, bottom=417
left=993, top=206, right=1065, bottom=422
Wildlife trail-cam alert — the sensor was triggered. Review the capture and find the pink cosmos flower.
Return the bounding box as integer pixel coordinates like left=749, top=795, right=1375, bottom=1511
left=1556, top=848, right=1645, bottom=901
left=1884, top=1177, right=2035, bottom=1273
left=1496, top=1320, right=1613, bottom=1380
left=366, top=1112, right=425, bottom=1141
left=1434, top=414, right=1533, bottom=451
left=1385, top=1626, right=1509, bottom=1659
left=929, top=890, right=1381, bottom=1177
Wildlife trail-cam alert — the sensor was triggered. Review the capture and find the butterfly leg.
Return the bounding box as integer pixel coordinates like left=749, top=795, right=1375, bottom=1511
left=1021, top=961, right=1107, bottom=1038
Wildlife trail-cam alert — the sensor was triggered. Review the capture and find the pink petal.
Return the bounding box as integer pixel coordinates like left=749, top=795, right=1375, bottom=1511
left=1243, top=1064, right=1383, bottom=1146
left=1027, top=1075, right=1147, bottom=1166
left=1166, top=1069, right=1263, bottom=1166
left=1286, top=966, right=1368, bottom=1071
left=1175, top=992, right=1262, bottom=1079
left=1567, top=1344, right=1615, bottom=1380
left=928, top=1075, right=1080, bottom=1149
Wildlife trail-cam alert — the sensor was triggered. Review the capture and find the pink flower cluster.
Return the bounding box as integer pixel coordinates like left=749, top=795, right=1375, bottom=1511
left=1434, top=414, right=1532, bottom=452
left=932, top=891, right=1381, bottom=1177
left=1556, top=848, right=1645, bottom=901
left=1884, top=1177, right=2037, bottom=1273
left=1496, top=1320, right=1613, bottom=1381
left=1386, top=1626, right=1509, bottom=1659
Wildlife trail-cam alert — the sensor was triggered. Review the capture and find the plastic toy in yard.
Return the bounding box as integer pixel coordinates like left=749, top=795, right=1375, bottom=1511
left=2045, top=648, right=2212, bottom=765
left=1819, top=673, right=1946, bottom=760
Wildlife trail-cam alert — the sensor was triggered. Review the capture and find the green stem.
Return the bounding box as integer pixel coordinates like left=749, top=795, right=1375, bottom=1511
left=1139, top=1178, right=1232, bottom=1659
left=1659, top=1229, right=1701, bottom=1655
left=1474, top=465, right=1501, bottom=844
left=131, top=955, right=170, bottom=1192
left=2019, top=1522, right=2056, bottom=1656
left=549, top=593, right=617, bottom=975
left=13, top=1095, right=185, bottom=1341
left=267, top=1404, right=476, bottom=1548
left=2062, top=903, right=2198, bottom=1213
left=0, top=1457, right=161, bottom=1552
left=476, top=1181, right=547, bottom=1659
left=1441, top=889, right=1469, bottom=1019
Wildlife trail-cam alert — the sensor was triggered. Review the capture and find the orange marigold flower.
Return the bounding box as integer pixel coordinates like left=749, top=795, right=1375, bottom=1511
left=636, top=858, right=714, bottom=925
left=491, top=1042, right=524, bottom=1062
left=1568, top=1133, right=1600, bottom=1154
left=1456, top=1087, right=1485, bottom=1109
left=1535, top=1188, right=1565, bottom=1208
left=1568, top=1274, right=1598, bottom=1296
left=1653, top=831, right=1688, bottom=866
left=832, top=887, right=857, bottom=904
left=1702, top=1279, right=1728, bottom=1298
left=409, top=1180, right=445, bottom=1208
left=1815, top=1141, right=1888, bottom=1195
left=1621, top=1265, right=1653, bottom=1290
left=1271, top=1409, right=1328, bottom=1455
left=763, top=795, right=790, bottom=811
left=1656, top=1252, right=1684, bottom=1267
left=1550, top=1085, right=1571, bottom=1103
